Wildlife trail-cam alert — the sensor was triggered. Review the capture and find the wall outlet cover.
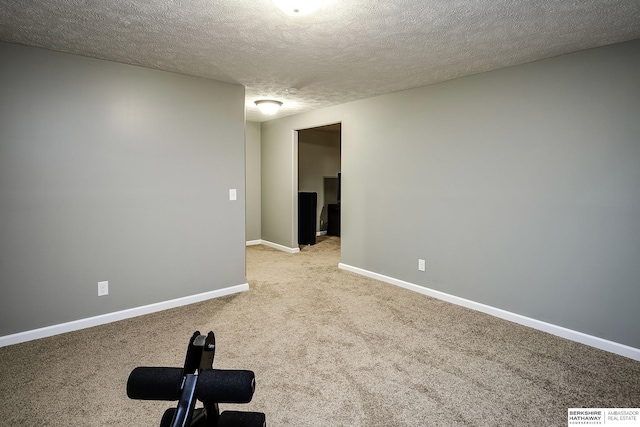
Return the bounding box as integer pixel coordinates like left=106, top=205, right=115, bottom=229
left=98, top=281, right=109, bottom=296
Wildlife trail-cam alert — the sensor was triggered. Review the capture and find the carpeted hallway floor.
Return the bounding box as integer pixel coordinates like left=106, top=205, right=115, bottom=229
left=0, top=236, right=638, bottom=426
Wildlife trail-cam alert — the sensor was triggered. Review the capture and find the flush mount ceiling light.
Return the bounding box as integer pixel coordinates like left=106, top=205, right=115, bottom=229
left=273, top=0, right=321, bottom=15
left=255, top=100, right=283, bottom=115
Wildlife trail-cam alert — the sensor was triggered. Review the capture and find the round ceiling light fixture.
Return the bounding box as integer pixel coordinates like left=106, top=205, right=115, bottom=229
left=255, top=100, right=283, bottom=115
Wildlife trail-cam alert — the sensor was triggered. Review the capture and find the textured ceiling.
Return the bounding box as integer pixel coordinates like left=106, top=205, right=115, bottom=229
left=1, top=0, right=639, bottom=122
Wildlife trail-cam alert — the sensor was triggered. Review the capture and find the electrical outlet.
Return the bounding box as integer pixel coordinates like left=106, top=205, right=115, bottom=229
left=418, top=259, right=426, bottom=272
left=98, top=281, right=109, bottom=296
left=229, top=189, right=237, bottom=201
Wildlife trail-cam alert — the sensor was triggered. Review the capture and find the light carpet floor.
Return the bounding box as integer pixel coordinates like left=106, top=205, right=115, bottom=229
left=0, top=236, right=638, bottom=426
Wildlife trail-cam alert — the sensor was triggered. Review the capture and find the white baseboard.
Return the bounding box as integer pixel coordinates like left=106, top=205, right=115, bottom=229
left=254, top=240, right=300, bottom=253
left=0, top=283, right=249, bottom=348
left=338, top=263, right=640, bottom=362
left=317, top=231, right=327, bottom=236
left=246, top=240, right=262, bottom=246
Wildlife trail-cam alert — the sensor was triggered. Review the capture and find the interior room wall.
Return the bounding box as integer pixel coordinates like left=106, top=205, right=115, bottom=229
left=260, top=39, right=640, bottom=350
left=0, top=42, right=247, bottom=337
left=298, top=129, right=341, bottom=232
left=260, top=122, right=298, bottom=248
left=245, top=121, right=261, bottom=242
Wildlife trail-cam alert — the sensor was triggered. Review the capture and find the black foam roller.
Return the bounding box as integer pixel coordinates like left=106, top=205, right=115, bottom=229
left=160, top=408, right=176, bottom=427
left=127, top=367, right=183, bottom=401
left=195, top=370, right=256, bottom=403
left=218, top=411, right=266, bottom=427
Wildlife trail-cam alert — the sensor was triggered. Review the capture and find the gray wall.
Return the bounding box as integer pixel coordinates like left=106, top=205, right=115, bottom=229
left=298, top=129, right=341, bottom=231
left=261, top=123, right=297, bottom=247
left=245, top=121, right=261, bottom=241
left=260, top=39, right=640, bottom=349
left=0, top=42, right=247, bottom=336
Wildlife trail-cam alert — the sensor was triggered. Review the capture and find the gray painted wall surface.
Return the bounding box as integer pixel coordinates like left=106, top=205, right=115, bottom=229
left=245, top=121, right=261, bottom=241
left=260, top=39, right=640, bottom=349
left=260, top=123, right=298, bottom=247
left=0, top=42, right=247, bottom=336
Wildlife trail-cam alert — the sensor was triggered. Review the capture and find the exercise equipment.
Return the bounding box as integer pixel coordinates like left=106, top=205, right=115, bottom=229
left=127, top=331, right=266, bottom=427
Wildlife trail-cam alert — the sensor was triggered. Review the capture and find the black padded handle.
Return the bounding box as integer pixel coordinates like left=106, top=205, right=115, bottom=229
left=127, top=367, right=255, bottom=403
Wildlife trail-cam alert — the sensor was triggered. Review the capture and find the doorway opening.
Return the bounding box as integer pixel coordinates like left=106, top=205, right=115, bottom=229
left=297, top=123, right=341, bottom=248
